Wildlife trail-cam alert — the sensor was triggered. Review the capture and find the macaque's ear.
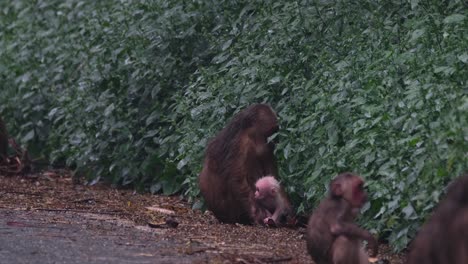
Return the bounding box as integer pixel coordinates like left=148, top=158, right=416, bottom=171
left=331, top=182, right=343, bottom=197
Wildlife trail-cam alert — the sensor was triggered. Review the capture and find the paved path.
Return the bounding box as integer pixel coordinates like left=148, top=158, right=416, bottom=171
left=0, top=209, right=205, bottom=264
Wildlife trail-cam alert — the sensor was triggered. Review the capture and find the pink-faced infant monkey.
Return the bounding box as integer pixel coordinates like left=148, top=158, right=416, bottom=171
left=253, top=176, right=294, bottom=226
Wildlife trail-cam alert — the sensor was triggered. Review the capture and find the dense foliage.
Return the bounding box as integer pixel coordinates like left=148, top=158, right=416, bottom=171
left=0, top=0, right=466, bottom=250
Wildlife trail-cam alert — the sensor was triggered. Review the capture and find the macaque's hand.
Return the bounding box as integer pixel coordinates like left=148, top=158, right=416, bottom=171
left=264, top=217, right=277, bottom=227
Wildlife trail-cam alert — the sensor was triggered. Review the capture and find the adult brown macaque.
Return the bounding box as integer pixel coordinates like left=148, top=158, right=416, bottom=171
left=199, top=104, right=279, bottom=224
left=306, top=172, right=378, bottom=264
left=407, top=173, right=468, bottom=264
left=0, top=116, right=8, bottom=161
left=253, top=175, right=294, bottom=227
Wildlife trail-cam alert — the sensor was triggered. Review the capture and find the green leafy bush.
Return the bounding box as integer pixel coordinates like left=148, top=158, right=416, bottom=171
left=0, top=0, right=218, bottom=191
left=0, top=0, right=466, bottom=250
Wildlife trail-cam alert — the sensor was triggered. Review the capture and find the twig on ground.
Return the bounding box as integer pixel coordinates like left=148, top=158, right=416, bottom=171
left=259, top=256, right=293, bottom=263
left=34, top=208, right=128, bottom=216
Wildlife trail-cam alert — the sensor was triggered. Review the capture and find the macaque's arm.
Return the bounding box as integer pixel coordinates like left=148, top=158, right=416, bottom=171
left=331, top=222, right=378, bottom=257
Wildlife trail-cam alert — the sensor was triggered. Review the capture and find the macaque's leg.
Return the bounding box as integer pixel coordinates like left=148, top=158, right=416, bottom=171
left=331, top=236, right=369, bottom=264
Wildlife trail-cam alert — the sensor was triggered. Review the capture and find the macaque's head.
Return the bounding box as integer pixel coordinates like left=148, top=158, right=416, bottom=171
left=242, top=104, right=279, bottom=139
left=255, top=176, right=280, bottom=201
left=330, top=172, right=367, bottom=208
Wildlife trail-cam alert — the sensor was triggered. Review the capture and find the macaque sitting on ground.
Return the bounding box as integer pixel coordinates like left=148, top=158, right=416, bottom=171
left=407, top=173, right=468, bottom=264
left=306, top=172, right=378, bottom=264
left=253, top=176, right=293, bottom=227
left=199, top=104, right=279, bottom=224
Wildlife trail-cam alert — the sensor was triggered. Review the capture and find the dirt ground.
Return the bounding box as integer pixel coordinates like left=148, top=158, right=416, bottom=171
left=0, top=170, right=406, bottom=263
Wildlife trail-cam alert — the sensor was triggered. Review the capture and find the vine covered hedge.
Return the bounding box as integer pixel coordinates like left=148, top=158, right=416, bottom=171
left=0, top=0, right=466, bottom=250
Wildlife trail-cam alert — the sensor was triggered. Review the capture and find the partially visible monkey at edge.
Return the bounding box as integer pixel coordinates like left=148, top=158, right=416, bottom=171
left=407, top=173, right=468, bottom=264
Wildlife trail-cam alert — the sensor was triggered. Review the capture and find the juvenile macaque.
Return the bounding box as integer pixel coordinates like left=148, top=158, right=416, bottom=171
left=253, top=176, right=293, bottom=226
left=407, top=173, right=468, bottom=264
left=199, top=104, right=279, bottom=224
left=0, top=116, right=8, bottom=161
left=306, top=172, right=378, bottom=264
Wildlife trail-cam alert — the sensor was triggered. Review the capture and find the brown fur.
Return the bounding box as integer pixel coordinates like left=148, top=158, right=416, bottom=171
left=407, top=173, right=468, bottom=264
left=0, top=116, right=8, bottom=161
left=306, top=172, right=377, bottom=264
left=199, top=104, right=279, bottom=224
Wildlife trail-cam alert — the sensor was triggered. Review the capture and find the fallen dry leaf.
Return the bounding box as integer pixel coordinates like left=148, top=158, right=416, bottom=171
left=146, top=206, right=175, bottom=215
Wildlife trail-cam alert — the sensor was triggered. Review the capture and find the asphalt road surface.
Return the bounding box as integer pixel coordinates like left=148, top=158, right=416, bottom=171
left=0, top=209, right=207, bottom=264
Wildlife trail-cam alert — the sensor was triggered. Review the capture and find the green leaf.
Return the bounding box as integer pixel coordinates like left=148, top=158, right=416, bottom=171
left=402, top=204, right=415, bottom=219
left=268, top=76, right=281, bottom=85
left=222, top=39, right=233, bottom=51
left=410, top=0, right=419, bottom=9
left=410, top=29, right=425, bottom=42
left=48, top=107, right=59, bottom=118
left=458, top=53, right=468, bottom=64
left=104, top=103, right=115, bottom=117
left=443, top=14, right=465, bottom=24
left=22, top=130, right=35, bottom=142
left=434, top=66, right=455, bottom=76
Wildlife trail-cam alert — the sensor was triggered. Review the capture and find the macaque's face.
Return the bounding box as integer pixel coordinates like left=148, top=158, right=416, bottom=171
left=307, top=173, right=378, bottom=263
left=255, top=183, right=269, bottom=200
left=255, top=177, right=278, bottom=201
left=334, top=175, right=367, bottom=209
left=350, top=178, right=367, bottom=208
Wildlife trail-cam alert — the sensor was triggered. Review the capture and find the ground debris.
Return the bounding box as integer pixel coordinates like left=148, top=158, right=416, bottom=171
left=0, top=170, right=406, bottom=264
